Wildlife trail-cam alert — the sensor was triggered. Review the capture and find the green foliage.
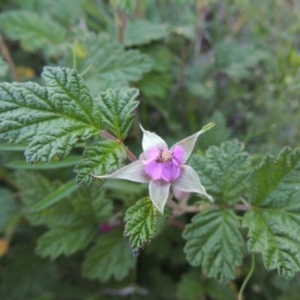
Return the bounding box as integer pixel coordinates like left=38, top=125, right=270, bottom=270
left=125, top=20, right=169, bottom=46
left=0, top=188, right=17, bottom=232
left=75, top=140, right=127, bottom=185
left=99, top=88, right=139, bottom=140
left=110, top=0, right=137, bottom=13
left=0, top=10, right=66, bottom=52
left=190, top=140, right=251, bottom=205
left=0, top=0, right=300, bottom=298
left=83, top=229, right=136, bottom=282
left=243, top=148, right=300, bottom=279
left=0, top=67, right=101, bottom=163
left=16, top=171, right=112, bottom=227
left=0, top=245, right=57, bottom=300
left=36, top=224, right=97, bottom=259
left=183, top=208, right=244, bottom=283
left=176, top=271, right=236, bottom=300
left=124, top=197, right=159, bottom=255
left=45, top=0, right=83, bottom=26
left=176, top=271, right=204, bottom=300
left=215, top=40, right=269, bottom=79
left=70, top=34, right=154, bottom=94
left=6, top=156, right=79, bottom=170
left=0, top=55, right=8, bottom=78
left=33, top=179, right=79, bottom=211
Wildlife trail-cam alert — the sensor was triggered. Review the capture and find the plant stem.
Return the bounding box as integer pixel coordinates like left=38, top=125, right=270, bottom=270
left=0, top=35, right=20, bottom=82
left=100, top=130, right=137, bottom=162
left=238, top=253, right=255, bottom=300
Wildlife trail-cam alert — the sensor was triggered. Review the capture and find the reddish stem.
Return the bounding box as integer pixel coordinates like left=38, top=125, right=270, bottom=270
left=100, top=130, right=137, bottom=162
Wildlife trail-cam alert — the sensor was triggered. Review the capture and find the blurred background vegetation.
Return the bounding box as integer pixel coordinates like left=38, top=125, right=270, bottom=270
left=0, top=0, right=300, bottom=299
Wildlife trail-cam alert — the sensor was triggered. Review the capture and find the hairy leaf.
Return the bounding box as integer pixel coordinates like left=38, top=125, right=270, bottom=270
left=75, top=140, right=126, bottom=185
left=0, top=10, right=66, bottom=52
left=124, top=197, right=159, bottom=255
left=99, top=88, right=139, bottom=140
left=190, top=140, right=251, bottom=205
left=243, top=148, right=300, bottom=279
left=69, top=34, right=154, bottom=94
left=0, top=67, right=101, bottom=163
left=36, top=224, right=97, bottom=259
left=124, top=20, right=169, bottom=46
left=83, top=229, right=136, bottom=282
left=183, top=208, right=244, bottom=283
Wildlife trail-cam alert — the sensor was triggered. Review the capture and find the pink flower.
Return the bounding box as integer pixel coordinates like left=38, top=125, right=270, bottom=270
left=91, top=124, right=214, bottom=213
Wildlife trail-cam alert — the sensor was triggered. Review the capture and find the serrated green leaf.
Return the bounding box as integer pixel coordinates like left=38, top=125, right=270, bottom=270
left=243, top=148, right=300, bottom=279
left=75, top=140, right=126, bottom=185
left=190, top=140, right=251, bottom=205
left=0, top=10, right=66, bottom=52
left=99, top=88, right=139, bottom=140
left=0, top=188, right=17, bottom=233
left=68, top=33, right=154, bottom=94
left=0, top=67, right=101, bottom=163
left=6, top=156, right=79, bottom=169
left=83, top=229, right=136, bottom=282
left=124, top=197, right=159, bottom=255
left=36, top=224, right=97, bottom=259
left=176, top=271, right=204, bottom=300
left=183, top=208, right=244, bottom=283
left=124, top=20, right=169, bottom=47
left=33, top=179, right=79, bottom=211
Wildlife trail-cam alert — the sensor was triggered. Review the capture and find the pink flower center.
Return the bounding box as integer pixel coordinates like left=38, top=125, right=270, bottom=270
left=158, top=150, right=172, bottom=162
left=143, top=146, right=184, bottom=182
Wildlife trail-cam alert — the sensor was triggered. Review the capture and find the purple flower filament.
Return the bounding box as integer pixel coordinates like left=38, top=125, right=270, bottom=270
left=143, top=146, right=184, bottom=182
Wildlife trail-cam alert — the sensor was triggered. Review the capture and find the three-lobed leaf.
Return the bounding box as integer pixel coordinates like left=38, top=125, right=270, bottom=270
left=190, top=140, right=251, bottom=205
left=243, top=148, right=300, bottom=279
left=124, top=197, right=159, bottom=256
left=83, top=229, right=136, bottom=282
left=183, top=207, right=244, bottom=283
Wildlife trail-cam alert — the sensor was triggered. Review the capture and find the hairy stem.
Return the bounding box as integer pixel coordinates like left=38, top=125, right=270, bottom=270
left=100, top=130, right=137, bottom=162
left=0, top=35, right=20, bottom=82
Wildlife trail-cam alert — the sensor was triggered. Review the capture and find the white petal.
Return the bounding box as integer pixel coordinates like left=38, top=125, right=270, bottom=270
left=149, top=180, right=171, bottom=213
left=140, top=124, right=168, bottom=155
left=91, top=160, right=149, bottom=183
left=173, top=165, right=213, bottom=202
left=171, top=122, right=215, bottom=162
